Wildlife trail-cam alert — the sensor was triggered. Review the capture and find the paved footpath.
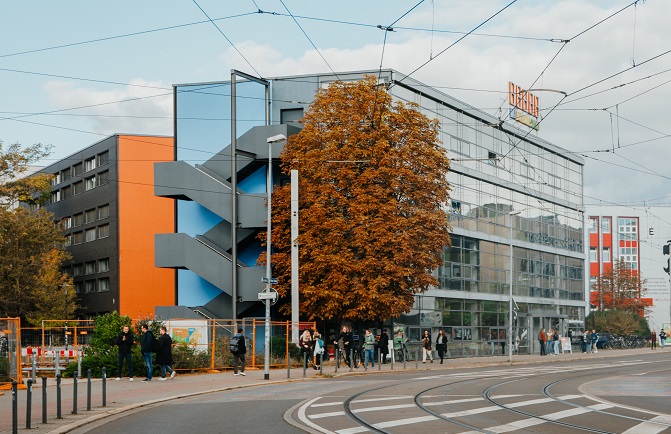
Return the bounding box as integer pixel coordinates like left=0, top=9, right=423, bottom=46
left=0, top=347, right=662, bottom=434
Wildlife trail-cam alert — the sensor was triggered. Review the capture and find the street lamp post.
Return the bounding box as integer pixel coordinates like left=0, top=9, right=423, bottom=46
left=265, top=134, right=286, bottom=381
left=508, top=210, right=521, bottom=362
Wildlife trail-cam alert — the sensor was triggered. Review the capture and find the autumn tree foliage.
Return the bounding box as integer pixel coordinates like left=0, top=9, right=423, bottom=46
left=590, top=259, right=649, bottom=317
left=0, top=141, right=75, bottom=324
left=266, top=76, right=451, bottom=322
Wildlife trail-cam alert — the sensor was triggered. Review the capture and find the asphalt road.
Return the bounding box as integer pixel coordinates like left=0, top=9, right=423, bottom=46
left=68, top=352, right=671, bottom=433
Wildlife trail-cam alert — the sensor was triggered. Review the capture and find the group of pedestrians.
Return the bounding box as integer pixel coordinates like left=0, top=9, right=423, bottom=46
left=650, top=329, right=668, bottom=349
left=115, top=324, right=176, bottom=382
left=334, top=326, right=393, bottom=368
left=579, top=329, right=599, bottom=353
left=299, top=328, right=325, bottom=370
left=537, top=328, right=562, bottom=356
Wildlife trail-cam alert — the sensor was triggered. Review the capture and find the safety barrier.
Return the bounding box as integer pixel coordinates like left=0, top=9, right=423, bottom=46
left=1, top=318, right=22, bottom=390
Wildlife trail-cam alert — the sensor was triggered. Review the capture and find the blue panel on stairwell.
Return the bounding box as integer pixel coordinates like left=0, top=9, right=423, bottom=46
left=239, top=165, right=267, bottom=194
left=178, top=201, right=223, bottom=237
left=177, top=270, right=222, bottom=306
left=239, top=240, right=264, bottom=267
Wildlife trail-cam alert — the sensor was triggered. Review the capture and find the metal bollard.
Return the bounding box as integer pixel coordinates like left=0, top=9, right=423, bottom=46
left=378, top=348, right=381, bottom=371
left=364, top=351, right=367, bottom=371
left=56, top=374, right=62, bottom=419
left=349, top=349, right=354, bottom=372
left=32, top=354, right=37, bottom=383
left=102, top=367, right=107, bottom=407
left=78, top=354, right=82, bottom=379
left=302, top=352, right=307, bottom=378
left=72, top=371, right=78, bottom=415
left=403, top=347, right=407, bottom=369
left=26, top=379, right=32, bottom=429
left=12, top=381, right=18, bottom=434
left=334, top=348, right=339, bottom=372
left=415, top=348, right=419, bottom=369
left=87, top=369, right=92, bottom=411
left=42, top=376, right=47, bottom=424
left=287, top=353, right=291, bottom=379
left=55, top=352, right=60, bottom=377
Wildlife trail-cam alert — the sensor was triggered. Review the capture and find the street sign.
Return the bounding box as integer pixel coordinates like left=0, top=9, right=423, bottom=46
left=261, top=277, right=278, bottom=284
left=258, top=292, right=277, bottom=300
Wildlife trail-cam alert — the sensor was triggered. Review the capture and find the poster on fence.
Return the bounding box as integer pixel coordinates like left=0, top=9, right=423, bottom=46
left=168, top=320, right=208, bottom=351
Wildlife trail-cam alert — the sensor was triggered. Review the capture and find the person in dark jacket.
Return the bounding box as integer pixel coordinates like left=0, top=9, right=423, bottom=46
left=140, top=324, right=154, bottom=382
left=115, top=325, right=134, bottom=381
left=436, top=329, right=448, bottom=364
left=335, top=326, right=352, bottom=367
left=231, top=328, right=246, bottom=376
left=156, top=326, right=175, bottom=380
left=379, top=329, right=389, bottom=364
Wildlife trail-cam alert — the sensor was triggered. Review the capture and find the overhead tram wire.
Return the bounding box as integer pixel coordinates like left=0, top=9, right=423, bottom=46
left=0, top=12, right=258, bottom=59
left=278, top=0, right=341, bottom=83
left=191, top=0, right=263, bottom=78
left=392, top=0, right=518, bottom=89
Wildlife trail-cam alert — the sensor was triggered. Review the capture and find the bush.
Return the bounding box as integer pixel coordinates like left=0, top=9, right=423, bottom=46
left=270, top=336, right=301, bottom=361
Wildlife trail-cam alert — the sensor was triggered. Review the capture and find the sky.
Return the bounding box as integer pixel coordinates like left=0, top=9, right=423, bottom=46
left=1, top=0, right=670, bottom=208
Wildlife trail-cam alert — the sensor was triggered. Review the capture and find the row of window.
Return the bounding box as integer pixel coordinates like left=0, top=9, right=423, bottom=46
left=66, top=258, right=110, bottom=277
left=58, top=205, right=110, bottom=231
left=51, top=151, right=109, bottom=186
left=51, top=171, right=110, bottom=203
left=74, top=277, right=110, bottom=294
left=64, top=224, right=110, bottom=246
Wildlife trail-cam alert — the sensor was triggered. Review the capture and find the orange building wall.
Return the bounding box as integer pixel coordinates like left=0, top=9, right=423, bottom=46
left=117, top=135, right=175, bottom=319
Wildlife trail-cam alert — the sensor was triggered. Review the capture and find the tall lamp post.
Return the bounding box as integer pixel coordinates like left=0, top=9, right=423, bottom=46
left=264, top=134, right=286, bottom=381
left=508, top=210, right=521, bottom=362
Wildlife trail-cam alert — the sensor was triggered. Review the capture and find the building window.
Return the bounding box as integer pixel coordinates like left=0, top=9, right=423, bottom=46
left=589, top=247, right=597, bottom=262
left=73, top=232, right=84, bottom=245
left=72, top=181, right=84, bottom=195
left=589, top=217, right=598, bottom=233
left=61, top=185, right=71, bottom=199
left=97, top=224, right=110, bottom=239
left=97, top=151, right=109, bottom=167
left=98, top=258, right=110, bottom=272
left=73, top=264, right=84, bottom=276
left=85, top=209, right=96, bottom=223
left=61, top=169, right=71, bottom=182
left=50, top=191, right=60, bottom=204
left=84, top=157, right=96, bottom=172
left=98, top=204, right=110, bottom=220
left=98, top=170, right=109, bottom=186
left=73, top=163, right=83, bottom=177
left=74, top=282, right=84, bottom=294
left=602, top=217, right=611, bottom=233
left=85, top=176, right=96, bottom=191
left=64, top=235, right=72, bottom=247
left=85, top=280, right=96, bottom=293
left=85, top=228, right=96, bottom=242
left=73, top=213, right=84, bottom=227
left=51, top=173, right=61, bottom=186
left=602, top=247, right=610, bottom=262
left=85, top=261, right=96, bottom=275
left=98, top=277, right=110, bottom=292
left=60, top=217, right=72, bottom=230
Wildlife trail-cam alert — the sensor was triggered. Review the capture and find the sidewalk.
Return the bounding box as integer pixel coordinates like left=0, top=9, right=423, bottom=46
left=0, top=347, right=662, bottom=434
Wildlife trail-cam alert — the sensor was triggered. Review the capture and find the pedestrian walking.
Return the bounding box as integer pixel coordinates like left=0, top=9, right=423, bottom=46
left=581, top=330, right=589, bottom=353
left=231, top=328, right=247, bottom=376
left=650, top=330, right=657, bottom=350
left=379, top=329, right=390, bottom=364
left=421, top=330, right=433, bottom=363
left=436, top=329, right=448, bottom=364
left=140, top=324, right=154, bottom=382
left=659, top=329, right=667, bottom=349
left=538, top=329, right=547, bottom=355
left=115, top=325, right=134, bottom=381
left=299, top=329, right=314, bottom=369
left=552, top=329, right=560, bottom=355
left=312, top=330, right=324, bottom=370
left=156, top=326, right=175, bottom=380
left=363, top=329, right=375, bottom=368
left=335, top=326, right=352, bottom=367
left=590, top=329, right=599, bottom=353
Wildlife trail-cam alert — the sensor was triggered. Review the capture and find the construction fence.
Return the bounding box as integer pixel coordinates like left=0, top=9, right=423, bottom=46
left=10, top=318, right=316, bottom=378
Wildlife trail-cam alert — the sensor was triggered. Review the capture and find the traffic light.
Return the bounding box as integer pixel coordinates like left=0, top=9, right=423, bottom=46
left=664, top=244, right=670, bottom=255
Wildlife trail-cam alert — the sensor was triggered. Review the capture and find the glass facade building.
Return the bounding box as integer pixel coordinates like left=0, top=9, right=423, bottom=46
left=163, top=69, right=586, bottom=355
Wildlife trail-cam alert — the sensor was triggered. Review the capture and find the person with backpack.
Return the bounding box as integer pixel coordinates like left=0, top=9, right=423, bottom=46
left=230, top=328, right=246, bottom=376
left=156, top=326, right=175, bottom=380
left=140, top=324, right=154, bottom=382
left=659, top=329, right=667, bottom=348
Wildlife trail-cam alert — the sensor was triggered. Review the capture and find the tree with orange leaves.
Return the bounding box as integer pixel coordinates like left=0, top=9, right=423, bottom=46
left=591, top=259, right=649, bottom=317
left=265, top=76, right=451, bottom=322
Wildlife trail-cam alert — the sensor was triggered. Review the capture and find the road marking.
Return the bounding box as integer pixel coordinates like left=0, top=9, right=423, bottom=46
left=440, top=395, right=582, bottom=418
left=622, top=415, right=671, bottom=434
left=297, top=397, right=338, bottom=434
left=312, top=395, right=413, bottom=408
left=459, top=404, right=612, bottom=433
left=424, top=395, right=523, bottom=406
left=336, top=416, right=438, bottom=434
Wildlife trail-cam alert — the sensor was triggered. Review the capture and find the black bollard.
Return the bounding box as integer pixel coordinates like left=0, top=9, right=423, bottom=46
left=378, top=348, right=381, bottom=371
left=72, top=371, right=78, bottom=415
left=287, top=353, right=291, bottom=379
left=56, top=374, right=62, bottom=419
left=349, top=349, right=354, bottom=372
left=87, top=369, right=92, bottom=411
left=12, top=381, right=17, bottom=434
left=302, top=352, right=307, bottom=378
left=415, top=348, right=419, bottom=369
left=334, top=348, right=339, bottom=372
left=26, top=379, right=33, bottom=429
left=364, top=351, right=367, bottom=371
left=42, top=376, right=47, bottom=424
left=102, top=367, right=107, bottom=407
left=403, top=346, right=407, bottom=369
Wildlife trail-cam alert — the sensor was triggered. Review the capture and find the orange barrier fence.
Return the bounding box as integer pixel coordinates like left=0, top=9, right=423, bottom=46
left=0, top=318, right=21, bottom=390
